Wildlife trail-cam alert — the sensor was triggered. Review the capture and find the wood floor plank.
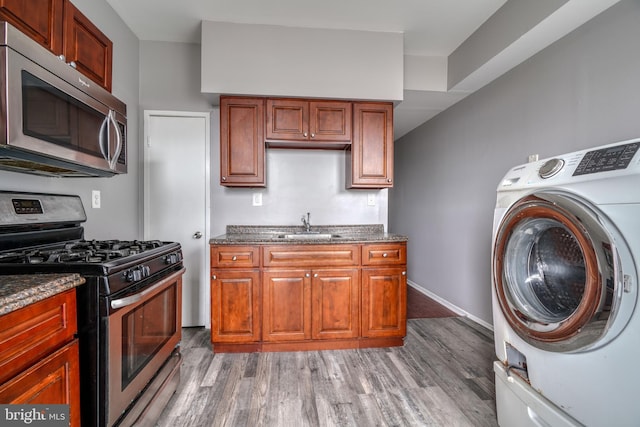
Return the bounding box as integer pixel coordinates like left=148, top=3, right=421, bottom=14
left=157, top=318, right=498, bottom=426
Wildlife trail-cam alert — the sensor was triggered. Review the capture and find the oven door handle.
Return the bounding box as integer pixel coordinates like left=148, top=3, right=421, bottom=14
left=110, top=268, right=184, bottom=309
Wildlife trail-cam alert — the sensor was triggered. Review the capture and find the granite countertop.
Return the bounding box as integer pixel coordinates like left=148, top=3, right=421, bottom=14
left=0, top=274, right=86, bottom=316
left=210, top=224, right=408, bottom=245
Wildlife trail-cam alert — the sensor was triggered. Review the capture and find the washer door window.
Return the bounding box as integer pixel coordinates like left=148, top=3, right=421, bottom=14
left=493, top=192, right=619, bottom=352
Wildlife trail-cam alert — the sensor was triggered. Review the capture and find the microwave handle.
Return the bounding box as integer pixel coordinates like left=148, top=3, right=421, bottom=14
left=108, top=110, right=123, bottom=170
left=98, top=111, right=123, bottom=170
left=98, top=115, right=109, bottom=163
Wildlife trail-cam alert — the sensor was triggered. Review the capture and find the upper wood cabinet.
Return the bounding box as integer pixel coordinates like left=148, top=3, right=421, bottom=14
left=266, top=99, right=352, bottom=147
left=347, top=102, right=394, bottom=188
left=220, top=96, right=394, bottom=189
left=220, top=96, right=266, bottom=187
left=0, top=0, right=64, bottom=53
left=63, top=1, right=113, bottom=92
left=0, top=0, right=113, bottom=91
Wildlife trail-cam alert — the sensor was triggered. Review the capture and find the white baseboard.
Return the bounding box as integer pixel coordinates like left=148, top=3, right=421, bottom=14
left=407, top=280, right=494, bottom=331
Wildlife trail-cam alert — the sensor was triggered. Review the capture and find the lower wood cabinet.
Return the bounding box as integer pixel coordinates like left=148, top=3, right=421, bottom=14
left=210, top=270, right=261, bottom=344
left=210, top=242, right=406, bottom=352
left=0, top=288, right=80, bottom=426
left=262, top=268, right=359, bottom=342
left=361, top=267, right=407, bottom=338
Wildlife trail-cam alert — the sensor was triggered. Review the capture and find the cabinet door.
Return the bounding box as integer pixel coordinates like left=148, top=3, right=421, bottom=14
left=262, top=270, right=311, bottom=342
left=311, top=269, right=359, bottom=340
left=220, top=96, right=266, bottom=187
left=266, top=99, right=308, bottom=141
left=63, top=1, right=113, bottom=91
left=211, top=270, right=261, bottom=343
left=361, top=267, right=407, bottom=338
left=0, top=289, right=77, bottom=385
left=347, top=102, right=394, bottom=188
left=309, top=101, right=352, bottom=143
left=0, top=0, right=64, bottom=53
left=0, top=340, right=81, bottom=427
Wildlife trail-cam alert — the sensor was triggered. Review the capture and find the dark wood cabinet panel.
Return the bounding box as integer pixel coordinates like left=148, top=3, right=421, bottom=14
left=361, top=266, right=407, bottom=338
left=0, top=289, right=80, bottom=427
left=0, top=0, right=64, bottom=53
left=362, top=243, right=407, bottom=266
left=0, top=0, right=113, bottom=91
left=0, top=340, right=81, bottom=426
left=311, top=268, right=359, bottom=340
left=262, top=269, right=311, bottom=342
left=263, top=244, right=359, bottom=268
left=266, top=99, right=351, bottom=147
left=347, top=102, right=394, bottom=188
left=211, top=270, right=261, bottom=343
left=220, top=96, right=266, bottom=187
left=266, top=99, right=308, bottom=141
left=0, top=289, right=77, bottom=385
left=211, top=245, right=260, bottom=268
left=63, top=1, right=112, bottom=91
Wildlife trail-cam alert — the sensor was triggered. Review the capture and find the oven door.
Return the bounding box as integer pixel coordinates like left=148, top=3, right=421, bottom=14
left=107, top=267, right=184, bottom=426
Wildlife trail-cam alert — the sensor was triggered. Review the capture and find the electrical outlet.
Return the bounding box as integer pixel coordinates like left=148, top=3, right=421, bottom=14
left=528, top=154, right=539, bottom=163
left=367, top=193, right=376, bottom=206
left=92, top=190, right=101, bottom=208
left=252, top=192, right=262, bottom=206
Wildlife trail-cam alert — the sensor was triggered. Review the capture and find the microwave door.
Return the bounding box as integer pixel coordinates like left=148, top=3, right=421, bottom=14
left=4, top=47, right=117, bottom=173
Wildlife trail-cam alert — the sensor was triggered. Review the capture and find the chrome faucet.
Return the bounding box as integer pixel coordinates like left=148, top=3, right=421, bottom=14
left=301, top=212, right=311, bottom=232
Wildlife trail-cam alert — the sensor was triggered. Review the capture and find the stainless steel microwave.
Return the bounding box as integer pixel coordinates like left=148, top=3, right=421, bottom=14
left=0, top=21, right=127, bottom=177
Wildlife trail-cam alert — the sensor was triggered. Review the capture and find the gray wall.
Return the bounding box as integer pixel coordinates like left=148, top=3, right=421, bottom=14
left=139, top=41, right=389, bottom=238
left=390, top=0, right=640, bottom=325
left=0, top=0, right=141, bottom=239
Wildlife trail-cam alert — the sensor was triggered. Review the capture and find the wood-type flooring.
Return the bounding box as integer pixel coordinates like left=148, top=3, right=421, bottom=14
left=156, top=316, right=497, bottom=427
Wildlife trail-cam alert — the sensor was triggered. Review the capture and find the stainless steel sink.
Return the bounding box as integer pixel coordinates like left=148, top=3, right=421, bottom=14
left=277, top=233, right=341, bottom=240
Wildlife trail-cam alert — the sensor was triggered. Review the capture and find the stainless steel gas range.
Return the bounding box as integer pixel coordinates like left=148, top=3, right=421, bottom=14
left=0, top=191, right=184, bottom=426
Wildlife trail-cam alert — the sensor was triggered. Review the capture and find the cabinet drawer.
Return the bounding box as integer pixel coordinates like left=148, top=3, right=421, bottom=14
left=362, top=243, right=407, bottom=266
left=211, top=246, right=260, bottom=268
left=263, top=245, right=360, bottom=267
left=0, top=289, right=77, bottom=385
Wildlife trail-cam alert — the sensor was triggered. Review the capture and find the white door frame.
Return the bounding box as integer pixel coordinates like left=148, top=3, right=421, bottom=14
left=143, top=110, right=211, bottom=328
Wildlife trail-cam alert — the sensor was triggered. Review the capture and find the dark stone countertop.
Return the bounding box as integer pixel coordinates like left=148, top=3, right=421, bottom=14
left=0, top=274, right=86, bottom=316
left=210, top=224, right=408, bottom=245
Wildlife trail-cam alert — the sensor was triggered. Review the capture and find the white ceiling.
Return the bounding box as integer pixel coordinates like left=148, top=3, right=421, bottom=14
left=106, top=0, right=620, bottom=139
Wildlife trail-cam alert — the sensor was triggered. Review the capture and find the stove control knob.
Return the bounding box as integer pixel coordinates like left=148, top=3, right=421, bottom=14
left=142, top=265, right=151, bottom=277
left=165, top=252, right=182, bottom=265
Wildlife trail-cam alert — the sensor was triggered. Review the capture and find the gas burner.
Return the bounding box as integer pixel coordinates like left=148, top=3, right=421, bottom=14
left=67, top=239, right=166, bottom=255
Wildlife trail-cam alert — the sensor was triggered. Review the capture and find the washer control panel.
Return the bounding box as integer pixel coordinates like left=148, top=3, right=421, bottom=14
left=573, top=141, right=640, bottom=176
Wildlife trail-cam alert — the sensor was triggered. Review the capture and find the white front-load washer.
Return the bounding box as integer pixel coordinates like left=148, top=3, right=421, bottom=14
left=491, top=138, right=640, bottom=427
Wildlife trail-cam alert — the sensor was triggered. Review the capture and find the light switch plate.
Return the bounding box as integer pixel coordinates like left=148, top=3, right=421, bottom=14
left=252, top=192, right=262, bottom=206
left=367, top=193, right=376, bottom=206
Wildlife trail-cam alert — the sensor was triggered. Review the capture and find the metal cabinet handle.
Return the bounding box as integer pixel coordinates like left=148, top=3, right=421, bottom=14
left=303, top=132, right=308, bottom=137
left=305, top=273, right=310, bottom=277
left=221, top=176, right=227, bottom=181
left=232, top=256, right=237, bottom=261
left=193, top=231, right=202, bottom=239
left=313, top=273, right=318, bottom=278
left=311, top=133, right=315, bottom=138
left=402, top=271, right=406, bottom=276
left=382, top=253, right=388, bottom=257
left=212, top=275, right=217, bottom=280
